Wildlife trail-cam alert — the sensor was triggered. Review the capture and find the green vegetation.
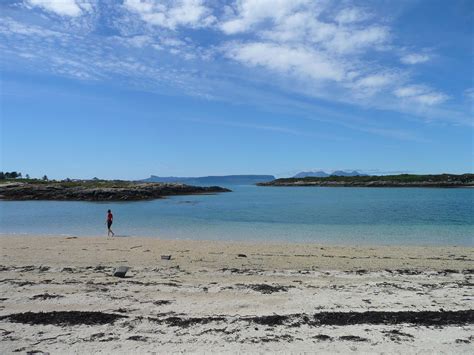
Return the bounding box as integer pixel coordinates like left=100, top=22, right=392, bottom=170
left=51, top=180, right=137, bottom=188
left=0, top=178, right=230, bottom=201
left=0, top=178, right=46, bottom=185
left=1, top=171, right=40, bottom=183
left=0, top=171, right=22, bottom=179
left=259, top=174, right=474, bottom=187
left=0, top=174, right=136, bottom=188
left=271, top=174, right=473, bottom=184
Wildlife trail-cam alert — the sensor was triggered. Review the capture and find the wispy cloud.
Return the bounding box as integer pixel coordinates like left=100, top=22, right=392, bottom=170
left=0, top=0, right=470, bottom=138
left=26, top=0, right=85, bottom=17
left=0, top=17, right=62, bottom=37
left=123, top=0, right=215, bottom=30
left=219, top=0, right=310, bottom=34
left=335, top=7, right=371, bottom=24
left=394, top=85, right=448, bottom=106
left=224, top=41, right=346, bottom=82
left=400, top=53, right=430, bottom=65
left=464, top=88, right=474, bottom=101
left=184, top=118, right=346, bottom=141
left=215, top=0, right=446, bottom=113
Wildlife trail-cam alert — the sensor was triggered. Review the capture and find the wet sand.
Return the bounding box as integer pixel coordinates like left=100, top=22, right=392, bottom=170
left=0, top=236, right=473, bottom=353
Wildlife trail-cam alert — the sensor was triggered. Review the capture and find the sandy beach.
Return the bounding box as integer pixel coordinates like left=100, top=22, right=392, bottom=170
left=0, top=235, right=473, bottom=354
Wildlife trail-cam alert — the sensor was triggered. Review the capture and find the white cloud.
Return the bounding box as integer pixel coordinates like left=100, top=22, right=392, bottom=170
left=335, top=7, right=371, bottom=24
left=161, top=37, right=186, bottom=47
left=220, top=1, right=388, bottom=54
left=1, top=0, right=466, bottom=129
left=26, top=0, right=83, bottom=17
left=413, top=93, right=448, bottom=105
left=464, top=88, right=474, bottom=101
left=328, top=25, right=389, bottom=54
left=219, top=0, right=394, bottom=102
left=355, top=74, right=393, bottom=88
left=400, top=53, right=430, bottom=64
left=394, top=85, right=447, bottom=105
left=394, top=85, right=427, bottom=98
left=0, top=17, right=63, bottom=37
left=217, top=0, right=392, bottom=104
left=225, top=42, right=346, bottom=82
left=350, top=72, right=399, bottom=97
left=124, top=0, right=215, bottom=29
left=220, top=0, right=310, bottom=34
left=119, top=35, right=154, bottom=48
left=257, top=14, right=389, bottom=54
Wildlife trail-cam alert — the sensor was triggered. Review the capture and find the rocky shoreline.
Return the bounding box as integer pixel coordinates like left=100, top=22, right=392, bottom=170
left=258, top=174, right=474, bottom=188
left=0, top=182, right=231, bottom=201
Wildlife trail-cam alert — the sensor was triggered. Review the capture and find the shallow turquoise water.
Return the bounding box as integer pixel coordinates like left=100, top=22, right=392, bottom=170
left=1, top=186, right=473, bottom=246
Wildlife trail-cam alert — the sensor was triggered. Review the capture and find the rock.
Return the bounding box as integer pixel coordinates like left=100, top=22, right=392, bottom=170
left=0, top=182, right=231, bottom=201
left=2, top=311, right=126, bottom=326
left=258, top=173, right=474, bottom=188
left=113, top=266, right=130, bottom=278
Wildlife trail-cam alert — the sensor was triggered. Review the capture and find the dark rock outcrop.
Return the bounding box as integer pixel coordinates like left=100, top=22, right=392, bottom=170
left=0, top=182, right=231, bottom=201
left=258, top=174, right=474, bottom=188
left=293, top=170, right=368, bottom=178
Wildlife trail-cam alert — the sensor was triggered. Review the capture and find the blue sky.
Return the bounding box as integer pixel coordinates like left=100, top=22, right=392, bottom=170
left=1, top=0, right=473, bottom=179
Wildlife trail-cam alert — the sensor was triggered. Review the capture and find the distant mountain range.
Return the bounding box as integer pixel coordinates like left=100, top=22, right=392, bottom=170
left=293, top=170, right=368, bottom=178
left=140, top=175, right=276, bottom=185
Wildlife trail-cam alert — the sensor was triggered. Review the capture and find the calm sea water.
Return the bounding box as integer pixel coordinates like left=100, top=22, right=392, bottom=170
left=1, top=186, right=473, bottom=246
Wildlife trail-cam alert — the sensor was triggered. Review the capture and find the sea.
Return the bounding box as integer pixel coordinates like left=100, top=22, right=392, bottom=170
left=1, top=185, right=473, bottom=246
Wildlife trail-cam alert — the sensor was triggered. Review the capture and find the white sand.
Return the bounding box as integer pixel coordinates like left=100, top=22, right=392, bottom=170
left=0, top=236, right=473, bottom=354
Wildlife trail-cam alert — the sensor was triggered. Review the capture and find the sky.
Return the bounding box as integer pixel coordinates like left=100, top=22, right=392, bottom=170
left=0, top=0, right=473, bottom=180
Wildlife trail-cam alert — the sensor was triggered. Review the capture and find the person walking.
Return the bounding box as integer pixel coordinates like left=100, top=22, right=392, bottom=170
left=106, top=209, right=115, bottom=238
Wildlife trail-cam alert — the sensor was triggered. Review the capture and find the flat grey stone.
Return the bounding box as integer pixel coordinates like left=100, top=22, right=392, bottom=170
left=113, top=266, right=130, bottom=278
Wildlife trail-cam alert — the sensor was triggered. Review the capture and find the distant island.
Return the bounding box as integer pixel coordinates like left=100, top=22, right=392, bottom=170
left=140, top=175, right=275, bottom=185
left=258, top=174, right=474, bottom=188
left=0, top=180, right=231, bottom=201
left=293, top=170, right=368, bottom=178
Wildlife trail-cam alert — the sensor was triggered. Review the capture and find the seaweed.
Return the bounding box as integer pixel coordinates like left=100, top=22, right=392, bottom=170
left=1, top=311, right=127, bottom=326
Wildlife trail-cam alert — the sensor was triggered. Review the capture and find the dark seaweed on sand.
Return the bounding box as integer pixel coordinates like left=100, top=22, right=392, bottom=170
left=242, top=310, right=474, bottom=327
left=2, top=309, right=472, bottom=328
left=0, top=311, right=126, bottom=326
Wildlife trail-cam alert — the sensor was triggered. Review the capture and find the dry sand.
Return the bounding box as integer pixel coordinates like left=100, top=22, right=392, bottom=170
left=0, top=235, right=473, bottom=354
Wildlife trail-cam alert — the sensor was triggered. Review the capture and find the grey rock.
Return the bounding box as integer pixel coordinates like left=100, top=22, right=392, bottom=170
left=113, top=266, right=130, bottom=278
left=0, top=182, right=231, bottom=201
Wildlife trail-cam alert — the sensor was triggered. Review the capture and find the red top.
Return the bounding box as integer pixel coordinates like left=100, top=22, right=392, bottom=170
left=107, top=212, right=113, bottom=221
